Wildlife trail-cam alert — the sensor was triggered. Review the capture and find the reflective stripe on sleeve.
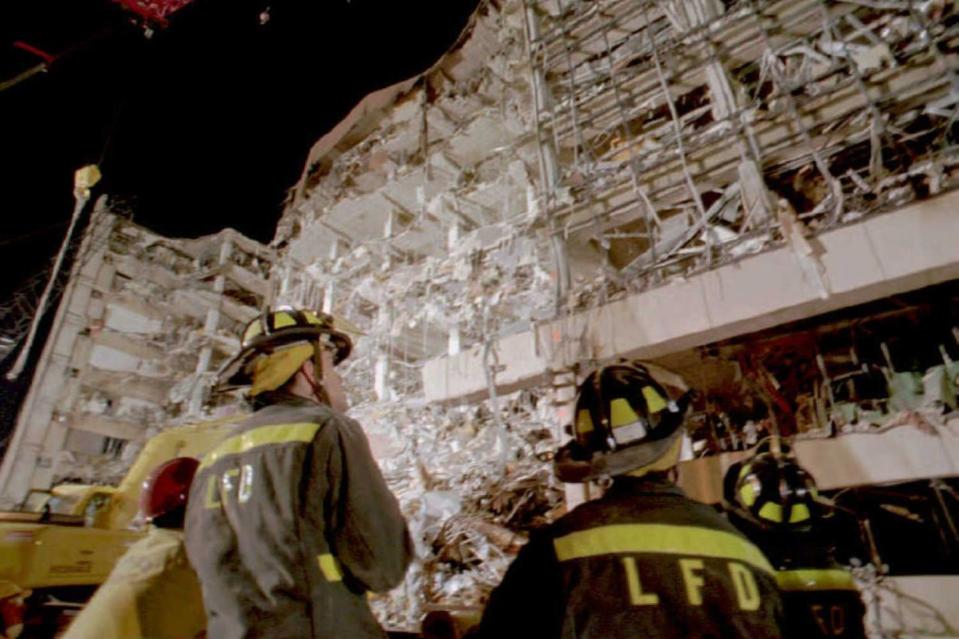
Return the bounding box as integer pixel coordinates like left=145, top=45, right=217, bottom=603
left=199, top=422, right=321, bottom=469
left=552, top=524, right=774, bottom=575
left=318, top=554, right=343, bottom=582
left=775, top=568, right=858, bottom=592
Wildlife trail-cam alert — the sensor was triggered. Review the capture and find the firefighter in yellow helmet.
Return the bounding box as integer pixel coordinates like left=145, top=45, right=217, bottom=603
left=63, top=457, right=206, bottom=639
left=184, top=308, right=412, bottom=639
left=724, top=438, right=866, bottom=639
left=478, top=361, right=785, bottom=639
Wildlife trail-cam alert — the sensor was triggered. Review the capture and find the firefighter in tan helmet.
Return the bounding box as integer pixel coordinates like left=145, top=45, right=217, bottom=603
left=64, top=457, right=206, bottom=639
left=478, top=361, right=785, bottom=639
left=184, top=308, right=412, bottom=639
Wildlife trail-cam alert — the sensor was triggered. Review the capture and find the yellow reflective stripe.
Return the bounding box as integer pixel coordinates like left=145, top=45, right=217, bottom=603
left=199, top=422, right=320, bottom=469
left=576, top=409, right=594, bottom=434
left=759, top=502, right=783, bottom=523
left=273, top=312, right=298, bottom=329
left=740, top=481, right=757, bottom=507
left=553, top=524, right=774, bottom=574
left=610, top=399, right=640, bottom=428
left=244, top=322, right=262, bottom=343
left=789, top=503, right=811, bottom=523
left=776, top=569, right=857, bottom=592
left=642, top=386, right=667, bottom=413
left=318, top=554, right=343, bottom=582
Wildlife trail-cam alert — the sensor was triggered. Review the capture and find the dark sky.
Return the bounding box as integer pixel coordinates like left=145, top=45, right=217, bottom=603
left=1, top=0, right=479, bottom=301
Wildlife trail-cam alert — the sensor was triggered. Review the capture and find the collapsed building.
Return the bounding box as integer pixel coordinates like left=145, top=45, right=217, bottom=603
left=273, top=0, right=959, bottom=634
left=1, top=0, right=958, bottom=635
left=0, top=201, right=272, bottom=505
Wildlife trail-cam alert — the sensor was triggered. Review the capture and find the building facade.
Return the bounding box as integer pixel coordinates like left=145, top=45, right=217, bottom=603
left=0, top=201, right=273, bottom=505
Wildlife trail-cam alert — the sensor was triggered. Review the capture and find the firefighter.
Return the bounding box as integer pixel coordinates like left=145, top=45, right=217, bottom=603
left=723, top=438, right=867, bottom=639
left=184, top=308, right=412, bottom=639
left=478, top=361, right=785, bottom=639
left=63, top=457, right=206, bottom=639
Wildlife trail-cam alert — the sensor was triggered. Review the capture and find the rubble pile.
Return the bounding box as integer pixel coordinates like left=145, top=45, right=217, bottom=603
left=350, top=392, right=563, bottom=630
left=264, top=0, right=959, bottom=631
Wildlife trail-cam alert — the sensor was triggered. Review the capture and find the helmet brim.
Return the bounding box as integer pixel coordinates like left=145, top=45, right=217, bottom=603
left=554, top=427, right=684, bottom=483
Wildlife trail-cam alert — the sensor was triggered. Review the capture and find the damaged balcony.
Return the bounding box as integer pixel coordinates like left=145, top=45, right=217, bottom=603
left=0, top=205, right=274, bottom=504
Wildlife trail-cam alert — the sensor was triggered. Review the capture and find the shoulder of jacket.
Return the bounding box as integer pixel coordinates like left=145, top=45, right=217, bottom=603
left=549, top=498, right=610, bottom=536
left=288, top=405, right=363, bottom=446
left=196, top=405, right=342, bottom=469
left=682, top=499, right=743, bottom=532
left=250, top=401, right=338, bottom=429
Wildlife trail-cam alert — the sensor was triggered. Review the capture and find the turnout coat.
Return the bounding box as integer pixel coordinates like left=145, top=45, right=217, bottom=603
left=728, top=513, right=867, bottom=639
left=185, top=395, right=413, bottom=639
left=479, top=478, right=785, bottom=639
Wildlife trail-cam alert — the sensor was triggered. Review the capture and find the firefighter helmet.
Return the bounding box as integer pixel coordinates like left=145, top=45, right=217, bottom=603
left=140, top=457, right=199, bottom=528
left=724, top=437, right=820, bottom=531
left=554, top=361, right=691, bottom=483
left=216, top=308, right=359, bottom=393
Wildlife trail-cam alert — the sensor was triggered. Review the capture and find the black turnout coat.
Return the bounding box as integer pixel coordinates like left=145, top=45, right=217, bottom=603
left=185, top=395, right=413, bottom=639
left=479, top=477, right=785, bottom=639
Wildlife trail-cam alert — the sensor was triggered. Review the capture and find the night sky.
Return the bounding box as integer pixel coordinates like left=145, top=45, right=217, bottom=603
left=1, top=0, right=479, bottom=302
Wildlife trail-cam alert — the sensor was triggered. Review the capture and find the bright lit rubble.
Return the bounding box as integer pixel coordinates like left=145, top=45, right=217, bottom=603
left=269, top=0, right=959, bottom=628
left=350, top=392, right=563, bottom=628
left=2, top=0, right=959, bottom=634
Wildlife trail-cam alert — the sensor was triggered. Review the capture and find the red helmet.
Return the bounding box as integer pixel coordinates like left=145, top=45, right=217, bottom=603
left=140, top=457, right=199, bottom=526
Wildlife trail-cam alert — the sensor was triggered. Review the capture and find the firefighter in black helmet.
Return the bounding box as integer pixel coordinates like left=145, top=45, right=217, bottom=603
left=478, top=361, right=785, bottom=639
left=184, top=308, right=413, bottom=639
left=724, top=438, right=866, bottom=639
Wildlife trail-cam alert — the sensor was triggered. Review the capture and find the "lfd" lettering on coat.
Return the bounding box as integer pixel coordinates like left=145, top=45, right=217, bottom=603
left=204, top=465, right=255, bottom=509
left=621, top=557, right=761, bottom=610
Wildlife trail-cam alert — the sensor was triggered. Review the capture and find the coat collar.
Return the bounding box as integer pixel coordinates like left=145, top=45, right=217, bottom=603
left=605, top=475, right=687, bottom=499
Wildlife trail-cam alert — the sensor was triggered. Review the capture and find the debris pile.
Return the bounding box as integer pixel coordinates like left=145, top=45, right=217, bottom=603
left=351, top=392, right=564, bottom=630
left=264, top=0, right=959, bottom=630
left=678, top=311, right=959, bottom=455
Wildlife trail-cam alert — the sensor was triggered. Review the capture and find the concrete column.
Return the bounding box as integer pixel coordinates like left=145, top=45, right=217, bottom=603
left=322, top=241, right=340, bottom=314
left=188, top=237, right=232, bottom=415
left=448, top=325, right=461, bottom=357
left=374, top=355, right=390, bottom=402
left=524, top=2, right=570, bottom=304
left=374, top=304, right=393, bottom=402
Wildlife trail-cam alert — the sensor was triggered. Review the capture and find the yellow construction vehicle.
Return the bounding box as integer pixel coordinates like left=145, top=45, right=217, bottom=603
left=0, top=413, right=245, bottom=638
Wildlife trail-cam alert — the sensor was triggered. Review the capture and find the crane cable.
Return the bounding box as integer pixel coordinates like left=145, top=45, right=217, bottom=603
left=6, top=165, right=102, bottom=381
